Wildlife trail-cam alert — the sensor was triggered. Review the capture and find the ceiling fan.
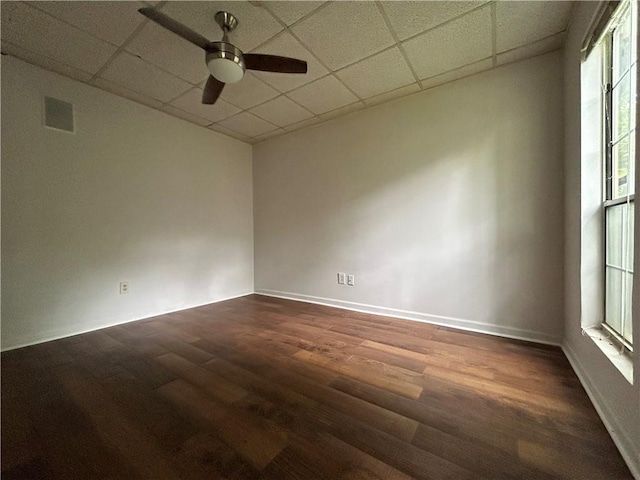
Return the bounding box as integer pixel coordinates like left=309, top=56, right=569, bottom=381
left=139, top=8, right=308, bottom=105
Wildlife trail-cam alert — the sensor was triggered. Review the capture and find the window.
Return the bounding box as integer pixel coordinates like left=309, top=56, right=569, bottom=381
left=602, top=0, right=636, bottom=351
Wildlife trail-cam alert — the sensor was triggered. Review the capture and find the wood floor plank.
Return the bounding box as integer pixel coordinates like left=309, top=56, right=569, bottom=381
left=421, top=362, right=590, bottom=417
left=99, top=370, right=250, bottom=480
left=411, top=423, right=552, bottom=479
left=176, top=432, right=262, bottom=480
left=330, top=374, right=521, bottom=455
left=156, top=352, right=248, bottom=404
left=328, top=323, right=436, bottom=355
left=3, top=357, right=139, bottom=479
left=158, top=379, right=288, bottom=470
left=203, top=356, right=468, bottom=480
left=263, top=431, right=413, bottom=480
left=349, top=343, right=429, bottom=373
left=104, top=325, right=169, bottom=358
left=63, top=340, right=128, bottom=379
left=54, top=363, right=182, bottom=479
left=517, top=438, right=634, bottom=479
left=83, top=330, right=125, bottom=353
left=194, top=335, right=339, bottom=386
left=294, top=349, right=424, bottom=399
left=205, top=356, right=419, bottom=443
left=1, top=294, right=633, bottom=479
left=1, top=365, right=44, bottom=473
left=149, top=333, right=215, bottom=364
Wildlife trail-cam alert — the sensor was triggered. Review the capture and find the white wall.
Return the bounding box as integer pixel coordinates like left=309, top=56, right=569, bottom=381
left=1, top=56, right=254, bottom=350
left=253, top=52, right=565, bottom=345
left=563, top=3, right=640, bottom=477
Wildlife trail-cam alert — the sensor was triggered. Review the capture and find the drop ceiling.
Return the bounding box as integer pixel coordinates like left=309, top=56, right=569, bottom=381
left=1, top=1, right=574, bottom=144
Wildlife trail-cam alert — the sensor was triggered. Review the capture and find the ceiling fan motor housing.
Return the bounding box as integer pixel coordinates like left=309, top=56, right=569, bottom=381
left=206, top=42, right=245, bottom=83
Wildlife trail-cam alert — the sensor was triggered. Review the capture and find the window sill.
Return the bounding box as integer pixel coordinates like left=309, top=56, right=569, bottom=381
left=583, top=327, right=634, bottom=384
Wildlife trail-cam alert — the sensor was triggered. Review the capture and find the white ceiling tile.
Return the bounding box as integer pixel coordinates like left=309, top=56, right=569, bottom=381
left=497, top=32, right=565, bottom=66
left=158, top=104, right=212, bottom=127
left=126, top=22, right=209, bottom=84
left=219, top=112, right=279, bottom=137
left=364, top=83, right=421, bottom=106
left=252, top=128, right=287, bottom=143
left=380, top=1, right=487, bottom=41
left=220, top=72, right=279, bottom=109
left=208, top=123, right=251, bottom=142
left=266, top=1, right=326, bottom=26
left=1, top=41, right=93, bottom=83
left=27, top=1, right=146, bottom=46
left=336, top=47, right=415, bottom=99
left=161, top=1, right=283, bottom=52
left=249, top=95, right=314, bottom=127
left=496, top=1, right=573, bottom=53
left=420, top=58, right=493, bottom=91
left=403, top=5, right=492, bottom=80
left=1, top=2, right=117, bottom=74
left=170, top=87, right=241, bottom=123
left=250, top=31, right=327, bottom=92
left=283, top=116, right=323, bottom=132
left=319, top=101, right=366, bottom=120
left=99, top=51, right=192, bottom=103
left=287, top=75, right=359, bottom=114
left=92, top=77, right=165, bottom=109
left=292, top=1, right=395, bottom=70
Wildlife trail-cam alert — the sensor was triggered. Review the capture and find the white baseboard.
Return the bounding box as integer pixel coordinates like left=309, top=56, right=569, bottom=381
left=563, top=342, right=640, bottom=479
left=1, top=291, right=254, bottom=352
left=255, top=289, right=562, bottom=346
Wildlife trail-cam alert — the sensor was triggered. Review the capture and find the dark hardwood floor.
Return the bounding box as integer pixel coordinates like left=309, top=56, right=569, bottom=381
left=1, top=294, right=633, bottom=479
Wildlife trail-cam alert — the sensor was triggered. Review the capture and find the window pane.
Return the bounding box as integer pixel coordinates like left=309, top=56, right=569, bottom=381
left=607, top=204, right=624, bottom=267
left=613, top=10, right=631, bottom=82
left=623, top=272, right=633, bottom=343
left=631, top=64, right=637, bottom=132
left=632, top=1, right=637, bottom=64
left=606, top=267, right=623, bottom=333
left=602, top=1, right=635, bottom=349
left=629, top=131, right=636, bottom=196
left=613, top=135, right=630, bottom=197
left=613, top=75, right=630, bottom=142
left=626, top=201, right=635, bottom=271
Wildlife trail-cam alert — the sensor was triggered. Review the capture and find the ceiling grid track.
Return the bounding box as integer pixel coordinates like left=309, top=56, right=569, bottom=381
left=375, top=1, right=422, bottom=89
left=491, top=2, right=498, bottom=68
left=260, top=2, right=366, bottom=105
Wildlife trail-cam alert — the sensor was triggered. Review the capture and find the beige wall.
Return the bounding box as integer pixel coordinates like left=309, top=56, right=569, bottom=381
left=1, top=56, right=254, bottom=350
left=563, top=3, right=640, bottom=476
left=254, top=51, right=565, bottom=345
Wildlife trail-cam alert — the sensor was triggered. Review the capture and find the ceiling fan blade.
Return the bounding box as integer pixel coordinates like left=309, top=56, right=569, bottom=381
left=138, top=8, right=210, bottom=50
left=202, top=75, right=225, bottom=105
left=244, top=54, right=308, bottom=74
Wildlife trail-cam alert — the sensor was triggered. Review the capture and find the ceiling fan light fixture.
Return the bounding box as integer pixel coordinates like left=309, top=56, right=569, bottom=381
left=206, top=43, right=245, bottom=83
left=138, top=8, right=307, bottom=105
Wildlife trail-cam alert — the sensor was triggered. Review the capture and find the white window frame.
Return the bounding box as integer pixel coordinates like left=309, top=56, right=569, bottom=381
left=601, top=0, right=636, bottom=353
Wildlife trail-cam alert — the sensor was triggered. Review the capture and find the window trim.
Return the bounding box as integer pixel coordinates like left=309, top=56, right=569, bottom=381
left=602, top=322, right=634, bottom=351
left=601, top=0, right=635, bottom=353
left=604, top=193, right=635, bottom=208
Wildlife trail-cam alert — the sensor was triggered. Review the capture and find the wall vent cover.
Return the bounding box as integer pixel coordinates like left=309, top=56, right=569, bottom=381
left=44, top=96, right=74, bottom=133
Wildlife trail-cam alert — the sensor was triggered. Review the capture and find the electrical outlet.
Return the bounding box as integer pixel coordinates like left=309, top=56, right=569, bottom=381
left=337, top=272, right=346, bottom=285
left=347, top=274, right=355, bottom=286
left=120, top=281, right=129, bottom=295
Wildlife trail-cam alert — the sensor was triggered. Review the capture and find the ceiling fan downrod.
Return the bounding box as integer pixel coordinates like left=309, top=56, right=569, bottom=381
left=215, top=11, right=238, bottom=43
